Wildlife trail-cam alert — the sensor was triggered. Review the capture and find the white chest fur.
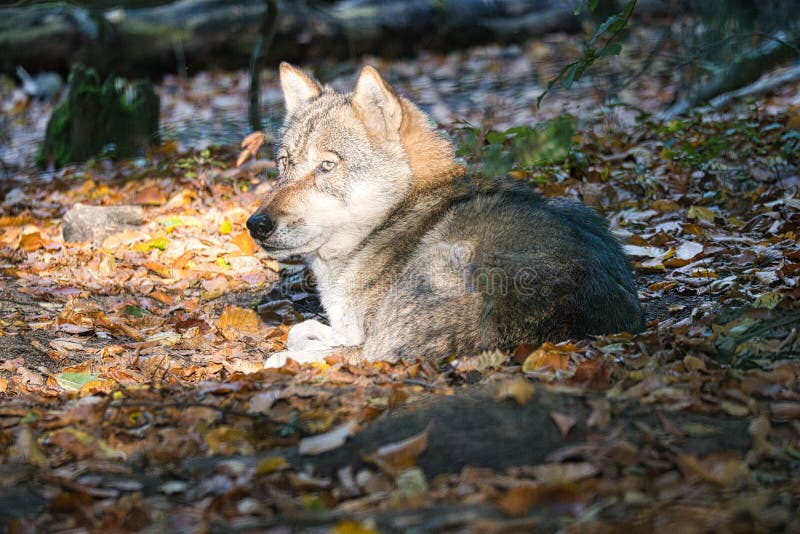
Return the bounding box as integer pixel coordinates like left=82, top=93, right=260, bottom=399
left=310, top=257, right=366, bottom=346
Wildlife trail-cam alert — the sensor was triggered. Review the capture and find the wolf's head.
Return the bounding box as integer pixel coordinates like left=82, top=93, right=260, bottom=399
left=247, top=63, right=462, bottom=260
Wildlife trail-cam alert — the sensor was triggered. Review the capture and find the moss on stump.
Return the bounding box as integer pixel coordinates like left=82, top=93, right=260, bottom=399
left=37, top=64, right=159, bottom=168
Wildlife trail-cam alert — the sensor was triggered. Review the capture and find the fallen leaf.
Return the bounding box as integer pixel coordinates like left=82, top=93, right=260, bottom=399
left=237, top=131, right=266, bottom=167
left=231, top=231, right=257, bottom=255
left=527, top=462, right=598, bottom=484
left=496, top=484, right=538, bottom=516
left=550, top=411, right=577, bottom=438
left=9, top=426, right=48, bottom=466
left=204, top=426, right=255, bottom=455
left=299, top=420, right=357, bottom=455
left=495, top=376, right=536, bottom=405
left=675, top=241, right=704, bottom=260
left=366, top=427, right=429, bottom=474
left=454, top=349, right=507, bottom=372
left=688, top=205, right=716, bottom=222
left=331, top=520, right=379, bottom=534
left=522, top=349, right=570, bottom=373
left=55, top=372, right=101, bottom=391
left=132, top=186, right=167, bottom=205
left=19, top=231, right=43, bottom=252
left=218, top=305, right=261, bottom=340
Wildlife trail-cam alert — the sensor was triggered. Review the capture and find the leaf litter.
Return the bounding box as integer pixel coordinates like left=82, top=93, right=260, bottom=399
left=0, top=24, right=799, bottom=533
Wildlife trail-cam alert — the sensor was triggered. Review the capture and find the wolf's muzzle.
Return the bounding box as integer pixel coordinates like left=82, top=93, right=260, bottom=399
left=246, top=212, right=275, bottom=240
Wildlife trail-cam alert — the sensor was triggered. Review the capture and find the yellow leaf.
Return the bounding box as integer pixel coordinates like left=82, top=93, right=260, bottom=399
left=495, top=376, right=535, bottom=405
left=220, top=220, right=233, bottom=234
left=687, top=205, right=716, bottom=222
left=204, top=426, right=254, bottom=455
left=133, top=237, right=169, bottom=252
left=255, top=456, right=290, bottom=475
left=331, top=520, right=379, bottom=534
left=216, top=256, right=230, bottom=269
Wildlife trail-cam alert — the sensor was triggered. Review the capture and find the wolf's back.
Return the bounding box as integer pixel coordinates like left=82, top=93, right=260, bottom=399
left=378, top=187, right=645, bottom=357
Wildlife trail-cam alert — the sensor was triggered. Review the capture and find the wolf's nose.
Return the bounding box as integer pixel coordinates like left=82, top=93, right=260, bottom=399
left=246, top=212, right=275, bottom=238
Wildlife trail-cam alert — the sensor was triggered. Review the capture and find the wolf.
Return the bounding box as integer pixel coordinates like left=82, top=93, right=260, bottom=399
left=247, top=63, right=645, bottom=367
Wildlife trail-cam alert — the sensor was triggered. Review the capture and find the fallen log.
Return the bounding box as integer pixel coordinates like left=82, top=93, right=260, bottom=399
left=0, top=0, right=674, bottom=78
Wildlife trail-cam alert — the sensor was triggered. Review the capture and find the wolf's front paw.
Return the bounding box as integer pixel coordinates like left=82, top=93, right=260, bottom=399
left=287, top=319, right=335, bottom=351
left=264, top=349, right=330, bottom=368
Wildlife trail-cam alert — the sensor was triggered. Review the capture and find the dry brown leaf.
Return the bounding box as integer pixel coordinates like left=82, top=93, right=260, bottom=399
left=455, top=349, right=507, bottom=372
left=366, top=427, right=429, bottom=474
left=770, top=402, right=800, bottom=420
left=495, top=376, right=535, bottom=405
left=237, top=131, right=266, bottom=167
left=527, top=462, right=598, bottom=484
left=132, top=186, right=167, bottom=206
left=676, top=453, right=749, bottom=486
left=550, top=411, right=577, bottom=438
left=9, top=426, right=48, bottom=466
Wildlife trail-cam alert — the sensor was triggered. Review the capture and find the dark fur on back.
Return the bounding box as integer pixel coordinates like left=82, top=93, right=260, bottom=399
left=354, top=178, right=645, bottom=361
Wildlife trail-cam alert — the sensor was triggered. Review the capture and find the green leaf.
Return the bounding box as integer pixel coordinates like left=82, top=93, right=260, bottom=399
left=598, top=42, right=623, bottom=57
left=125, top=304, right=149, bottom=317
left=149, top=237, right=169, bottom=250
left=56, top=372, right=100, bottom=391
left=160, top=216, right=184, bottom=229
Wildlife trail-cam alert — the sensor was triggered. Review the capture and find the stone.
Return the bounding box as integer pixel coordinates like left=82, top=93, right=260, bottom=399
left=61, top=203, right=144, bottom=244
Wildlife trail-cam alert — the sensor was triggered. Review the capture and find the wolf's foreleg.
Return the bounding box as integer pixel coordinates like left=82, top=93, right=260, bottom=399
left=263, top=319, right=357, bottom=368
left=286, top=319, right=337, bottom=351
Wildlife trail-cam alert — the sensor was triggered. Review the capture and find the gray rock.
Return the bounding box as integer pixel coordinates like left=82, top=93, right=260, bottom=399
left=62, top=203, right=144, bottom=244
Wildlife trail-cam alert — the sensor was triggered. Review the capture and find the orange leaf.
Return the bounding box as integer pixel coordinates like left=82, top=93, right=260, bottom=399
left=231, top=231, right=257, bottom=256
left=19, top=232, right=43, bottom=252
left=496, top=485, right=538, bottom=516
left=522, top=349, right=570, bottom=373
left=218, top=306, right=261, bottom=340
left=132, top=186, right=167, bottom=206
left=143, top=261, right=172, bottom=278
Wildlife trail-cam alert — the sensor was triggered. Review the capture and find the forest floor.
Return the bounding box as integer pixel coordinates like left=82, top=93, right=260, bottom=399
left=1, top=26, right=800, bottom=532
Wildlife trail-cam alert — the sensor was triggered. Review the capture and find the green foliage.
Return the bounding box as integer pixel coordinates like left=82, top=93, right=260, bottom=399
left=538, top=0, right=636, bottom=106
left=456, top=115, right=576, bottom=177
left=655, top=111, right=799, bottom=171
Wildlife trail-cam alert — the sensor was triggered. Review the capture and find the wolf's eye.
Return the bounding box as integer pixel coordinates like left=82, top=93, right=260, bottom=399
left=319, top=160, right=336, bottom=173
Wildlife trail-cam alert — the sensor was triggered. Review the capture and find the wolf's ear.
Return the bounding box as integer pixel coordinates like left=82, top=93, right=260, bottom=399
left=280, top=62, right=322, bottom=115
left=353, top=66, right=402, bottom=141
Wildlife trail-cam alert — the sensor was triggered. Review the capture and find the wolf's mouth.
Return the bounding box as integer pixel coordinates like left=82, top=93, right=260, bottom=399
left=254, top=236, right=320, bottom=259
